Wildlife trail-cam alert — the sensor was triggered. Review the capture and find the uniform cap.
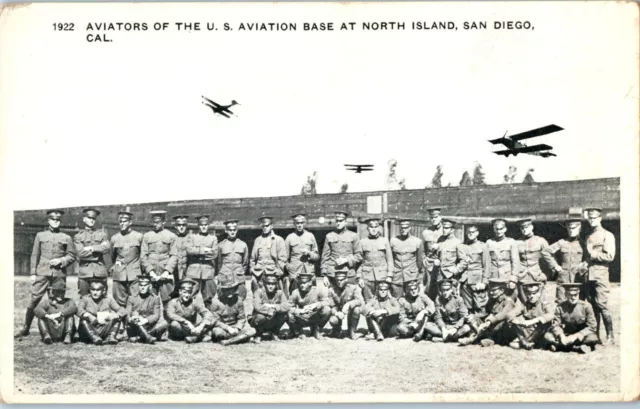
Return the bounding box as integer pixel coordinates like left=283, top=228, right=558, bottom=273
left=439, top=278, right=454, bottom=288
left=117, top=211, right=134, bottom=219
left=263, top=274, right=279, bottom=284
left=561, top=282, right=583, bottom=290
left=488, top=277, right=509, bottom=287
left=172, top=214, right=189, bottom=221
left=519, top=277, right=541, bottom=289
left=334, top=268, right=348, bottom=277
left=50, top=280, right=69, bottom=292
left=179, top=278, right=198, bottom=289
left=405, top=279, right=419, bottom=289
left=291, top=212, right=307, bottom=219
left=334, top=210, right=350, bottom=218
left=516, top=218, right=533, bottom=226
left=396, top=218, right=412, bottom=225
left=298, top=273, right=315, bottom=282
left=82, top=208, right=101, bottom=217
left=136, top=273, right=153, bottom=282
left=46, top=209, right=65, bottom=217
left=194, top=215, right=210, bottom=222
left=427, top=207, right=442, bottom=214
left=223, top=219, right=239, bottom=225
left=150, top=210, right=167, bottom=219
left=376, top=281, right=390, bottom=290
left=218, top=275, right=240, bottom=290
left=491, top=218, right=508, bottom=226
left=364, top=217, right=381, bottom=225
left=585, top=207, right=602, bottom=216
left=258, top=215, right=274, bottom=223
left=441, top=219, right=456, bottom=227
left=88, top=277, right=107, bottom=286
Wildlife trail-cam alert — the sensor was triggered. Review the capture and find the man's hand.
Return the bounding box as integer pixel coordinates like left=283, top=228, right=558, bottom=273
left=161, top=270, right=172, bottom=280
left=149, top=271, right=158, bottom=281
left=525, top=318, right=539, bottom=328
left=511, top=317, right=525, bottom=326
left=508, top=281, right=516, bottom=290
left=565, top=333, right=579, bottom=345
left=357, top=277, right=364, bottom=288
left=227, top=327, right=239, bottom=336
left=138, top=317, right=149, bottom=326
left=335, top=257, right=347, bottom=266
left=478, top=321, right=491, bottom=333
left=559, top=334, right=569, bottom=346
left=30, top=275, right=36, bottom=284
left=300, top=248, right=310, bottom=256
left=322, top=276, right=330, bottom=288
left=49, top=258, right=62, bottom=267
left=336, top=311, right=345, bottom=320
left=433, top=259, right=441, bottom=267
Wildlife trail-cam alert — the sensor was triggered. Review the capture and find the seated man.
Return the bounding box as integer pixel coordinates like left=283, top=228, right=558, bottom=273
left=362, top=281, right=401, bottom=341
left=327, top=268, right=364, bottom=339
left=76, top=278, right=127, bottom=345
left=459, top=277, right=519, bottom=347
left=508, top=278, right=555, bottom=350
left=125, top=273, right=169, bottom=344
left=251, top=273, right=290, bottom=343
left=210, top=276, right=257, bottom=346
left=287, top=272, right=331, bottom=340
left=424, top=278, right=471, bottom=343
left=166, top=278, right=215, bottom=343
left=544, top=282, right=599, bottom=353
left=396, top=279, right=435, bottom=342
left=33, top=280, right=77, bottom=344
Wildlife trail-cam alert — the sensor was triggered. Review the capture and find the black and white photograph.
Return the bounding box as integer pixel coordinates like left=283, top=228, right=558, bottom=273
left=1, top=1, right=638, bottom=403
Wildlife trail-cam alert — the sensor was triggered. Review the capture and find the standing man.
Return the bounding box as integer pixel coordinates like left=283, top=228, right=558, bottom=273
left=217, top=219, right=250, bottom=301
left=356, top=217, right=393, bottom=302
left=461, top=224, right=489, bottom=313
left=584, top=207, right=616, bottom=345
left=320, top=210, right=362, bottom=288
left=284, top=213, right=320, bottom=298
left=33, top=281, right=77, bottom=344
left=287, top=272, right=331, bottom=340
left=422, top=207, right=444, bottom=299
left=185, top=215, right=218, bottom=308
left=74, top=208, right=110, bottom=297
left=326, top=268, right=364, bottom=339
left=483, top=218, right=520, bottom=301
left=390, top=219, right=424, bottom=299
left=15, top=209, right=76, bottom=338
left=251, top=215, right=287, bottom=293
left=251, top=273, right=290, bottom=343
left=541, top=215, right=588, bottom=303
left=434, top=219, right=468, bottom=291
left=172, top=215, right=191, bottom=284
left=515, top=218, right=550, bottom=303
left=141, top=210, right=178, bottom=310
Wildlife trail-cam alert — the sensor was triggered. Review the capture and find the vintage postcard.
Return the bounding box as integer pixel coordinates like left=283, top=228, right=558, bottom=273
left=0, top=0, right=638, bottom=403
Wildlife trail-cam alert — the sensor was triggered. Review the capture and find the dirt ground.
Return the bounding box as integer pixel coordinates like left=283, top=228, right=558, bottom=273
left=13, top=276, right=620, bottom=395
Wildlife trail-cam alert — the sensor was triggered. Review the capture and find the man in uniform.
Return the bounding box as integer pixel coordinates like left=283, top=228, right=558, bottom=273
left=424, top=279, right=471, bottom=343
left=15, top=209, right=77, bottom=338
left=74, top=208, right=110, bottom=297
left=584, top=207, right=616, bottom=345
left=33, top=280, right=77, bottom=344
left=141, top=210, right=178, bottom=310
left=287, top=272, right=331, bottom=340
left=544, top=282, right=599, bottom=353
left=459, top=277, right=519, bottom=347
left=185, top=215, right=218, bottom=308
left=217, top=219, right=249, bottom=301
left=514, top=218, right=550, bottom=303
left=356, top=217, right=393, bottom=302
left=433, top=219, right=468, bottom=291
left=210, top=275, right=257, bottom=346
left=251, top=215, right=287, bottom=293
left=541, top=215, right=588, bottom=303
left=362, top=280, right=401, bottom=341
left=320, top=210, right=362, bottom=288
left=284, top=213, right=320, bottom=298
left=166, top=278, right=215, bottom=343
left=396, top=279, right=436, bottom=342
left=125, top=273, right=169, bottom=344
left=390, top=219, right=424, bottom=299
left=421, top=207, right=444, bottom=300
left=76, top=278, right=127, bottom=345
left=509, top=278, right=555, bottom=350
left=460, top=224, right=489, bottom=313
left=251, top=273, right=290, bottom=343
left=326, top=268, right=364, bottom=339
left=109, top=210, right=144, bottom=340
left=483, top=218, right=520, bottom=301
left=173, top=214, right=191, bottom=284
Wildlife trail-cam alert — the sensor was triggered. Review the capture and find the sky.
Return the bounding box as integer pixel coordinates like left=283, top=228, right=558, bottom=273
left=1, top=2, right=637, bottom=210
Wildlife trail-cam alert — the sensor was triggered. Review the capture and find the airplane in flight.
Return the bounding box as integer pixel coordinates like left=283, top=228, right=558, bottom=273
left=345, top=164, right=374, bottom=173
left=202, top=96, right=240, bottom=118
left=489, top=124, right=564, bottom=158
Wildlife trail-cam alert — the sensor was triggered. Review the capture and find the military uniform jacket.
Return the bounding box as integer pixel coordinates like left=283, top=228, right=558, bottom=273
left=398, top=293, right=435, bottom=323
left=362, top=296, right=401, bottom=317
left=141, top=229, right=178, bottom=274
left=516, top=235, right=549, bottom=282
left=320, top=229, right=362, bottom=278
left=284, top=231, right=319, bottom=278
left=74, top=228, right=110, bottom=278
left=356, top=236, right=394, bottom=282
left=462, top=241, right=488, bottom=285
left=253, top=288, right=290, bottom=316
left=327, top=283, right=364, bottom=312
left=436, top=236, right=469, bottom=280
left=552, top=300, right=597, bottom=337
left=541, top=238, right=586, bottom=284
left=434, top=295, right=468, bottom=328
left=476, top=295, right=518, bottom=325
left=125, top=293, right=162, bottom=326
left=34, top=297, right=78, bottom=319
left=422, top=225, right=443, bottom=270
left=175, top=233, right=191, bottom=279
left=166, top=298, right=214, bottom=326
left=390, top=235, right=424, bottom=285
left=77, top=296, right=126, bottom=320
left=510, top=297, right=555, bottom=324
left=185, top=232, right=218, bottom=280
left=251, top=232, right=287, bottom=277
left=209, top=296, right=246, bottom=328
left=30, top=229, right=76, bottom=277
left=586, top=226, right=616, bottom=281
left=217, top=238, right=249, bottom=285
left=288, top=287, right=329, bottom=310
left=483, top=237, right=520, bottom=283
left=110, top=230, right=143, bottom=282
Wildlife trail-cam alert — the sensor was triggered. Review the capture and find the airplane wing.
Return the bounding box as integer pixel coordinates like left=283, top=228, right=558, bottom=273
left=509, top=125, right=564, bottom=142
left=344, top=164, right=374, bottom=167
left=358, top=168, right=374, bottom=171
left=202, top=96, right=221, bottom=108
left=216, top=111, right=231, bottom=118
left=510, top=144, right=554, bottom=153
left=492, top=149, right=513, bottom=156
left=488, top=137, right=511, bottom=146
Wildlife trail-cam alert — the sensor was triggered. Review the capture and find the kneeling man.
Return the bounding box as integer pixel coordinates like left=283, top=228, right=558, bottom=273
left=34, top=280, right=77, bottom=344
left=362, top=281, right=401, bottom=341
left=166, top=278, right=215, bottom=343
left=210, top=276, right=257, bottom=346
left=508, top=278, right=555, bottom=350
left=251, top=274, right=290, bottom=343
left=288, top=272, right=331, bottom=339
left=77, top=278, right=126, bottom=345
left=125, top=273, right=169, bottom=344
left=425, top=278, right=471, bottom=343
left=327, top=268, right=364, bottom=339
left=397, top=279, right=435, bottom=342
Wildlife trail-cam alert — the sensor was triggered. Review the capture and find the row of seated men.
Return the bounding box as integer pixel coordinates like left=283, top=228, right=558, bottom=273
left=16, top=205, right=615, bottom=349
left=32, top=266, right=597, bottom=353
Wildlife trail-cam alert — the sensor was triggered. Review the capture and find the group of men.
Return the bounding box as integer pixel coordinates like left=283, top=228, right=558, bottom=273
left=15, top=205, right=616, bottom=353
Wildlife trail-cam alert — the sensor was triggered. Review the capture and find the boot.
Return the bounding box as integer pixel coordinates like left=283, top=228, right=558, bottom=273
left=311, top=325, right=323, bottom=340
left=15, top=308, right=36, bottom=338
left=594, top=309, right=602, bottom=343
left=369, top=319, right=384, bottom=342
left=601, top=311, right=615, bottom=345
left=149, top=321, right=169, bottom=342
left=80, top=320, right=103, bottom=345
left=38, top=320, right=52, bottom=344
left=458, top=334, right=478, bottom=346
left=220, top=332, right=252, bottom=346
left=413, top=319, right=428, bottom=342
left=347, top=315, right=358, bottom=340
left=329, top=325, right=341, bottom=338
left=63, top=317, right=75, bottom=344
left=105, top=332, right=119, bottom=345
left=136, top=324, right=156, bottom=345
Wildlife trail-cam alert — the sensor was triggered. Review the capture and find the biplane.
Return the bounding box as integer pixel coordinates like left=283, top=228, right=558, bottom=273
left=344, top=164, right=374, bottom=173
left=202, top=96, right=240, bottom=118
left=489, top=124, right=563, bottom=157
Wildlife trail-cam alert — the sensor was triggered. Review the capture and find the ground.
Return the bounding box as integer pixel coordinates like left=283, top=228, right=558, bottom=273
left=13, top=277, right=620, bottom=395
